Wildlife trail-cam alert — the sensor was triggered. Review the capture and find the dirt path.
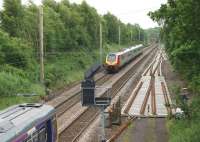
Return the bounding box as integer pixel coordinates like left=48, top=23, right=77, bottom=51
left=155, top=118, right=168, bottom=142
left=116, top=118, right=168, bottom=142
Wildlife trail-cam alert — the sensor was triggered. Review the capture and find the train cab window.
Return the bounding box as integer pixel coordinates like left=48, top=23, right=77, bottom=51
left=32, top=132, right=39, bottom=142
left=38, top=128, right=47, bottom=142
left=24, top=127, right=47, bottom=142
left=107, top=54, right=116, bottom=62
left=25, top=137, right=32, bottom=142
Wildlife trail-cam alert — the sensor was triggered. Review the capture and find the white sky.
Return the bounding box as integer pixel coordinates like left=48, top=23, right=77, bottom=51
left=0, top=0, right=167, bottom=29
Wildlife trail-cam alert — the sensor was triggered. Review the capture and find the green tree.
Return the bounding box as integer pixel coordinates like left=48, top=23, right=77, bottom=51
left=78, top=1, right=101, bottom=48
left=1, top=0, right=23, bottom=36
left=149, top=2, right=200, bottom=141
left=103, top=13, right=119, bottom=43
left=43, top=5, right=66, bottom=52
left=149, top=0, right=200, bottom=80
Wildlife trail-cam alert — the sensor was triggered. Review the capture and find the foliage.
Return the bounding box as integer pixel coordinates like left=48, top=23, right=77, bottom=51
left=149, top=0, right=200, bottom=141
left=0, top=96, right=40, bottom=110
left=0, top=29, right=36, bottom=70
left=0, top=0, right=149, bottom=109
left=145, top=27, right=160, bottom=42
left=167, top=95, right=200, bottom=142
left=149, top=0, right=200, bottom=93
left=0, top=0, right=23, bottom=36
left=103, top=13, right=119, bottom=43
left=0, top=29, right=45, bottom=98
left=0, top=71, right=45, bottom=96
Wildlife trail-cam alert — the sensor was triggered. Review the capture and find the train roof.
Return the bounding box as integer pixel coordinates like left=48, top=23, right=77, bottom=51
left=0, top=103, right=55, bottom=142
left=108, top=44, right=144, bottom=56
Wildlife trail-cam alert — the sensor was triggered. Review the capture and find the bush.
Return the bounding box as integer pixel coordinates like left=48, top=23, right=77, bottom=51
left=0, top=30, right=36, bottom=69
left=0, top=71, right=45, bottom=97
left=168, top=119, right=200, bottom=142
left=189, top=75, right=200, bottom=94
left=168, top=96, right=200, bottom=142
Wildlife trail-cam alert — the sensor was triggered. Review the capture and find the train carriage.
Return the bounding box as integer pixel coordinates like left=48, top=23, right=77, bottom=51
left=105, top=44, right=144, bottom=72
left=0, top=103, right=57, bottom=142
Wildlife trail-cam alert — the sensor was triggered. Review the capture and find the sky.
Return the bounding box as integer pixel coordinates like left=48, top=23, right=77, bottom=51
left=0, top=0, right=167, bottom=29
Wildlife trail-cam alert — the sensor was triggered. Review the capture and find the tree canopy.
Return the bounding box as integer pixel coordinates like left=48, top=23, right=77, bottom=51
left=149, top=0, right=200, bottom=93
left=149, top=2, right=200, bottom=141
left=0, top=0, right=145, bottom=52
left=0, top=0, right=148, bottom=98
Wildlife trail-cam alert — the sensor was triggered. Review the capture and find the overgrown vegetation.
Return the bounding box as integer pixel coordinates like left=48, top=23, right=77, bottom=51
left=0, top=0, right=151, bottom=109
left=149, top=0, right=200, bottom=141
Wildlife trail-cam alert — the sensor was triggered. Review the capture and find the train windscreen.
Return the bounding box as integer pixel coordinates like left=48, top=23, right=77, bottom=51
left=107, top=54, right=116, bottom=62
left=23, top=126, right=48, bottom=142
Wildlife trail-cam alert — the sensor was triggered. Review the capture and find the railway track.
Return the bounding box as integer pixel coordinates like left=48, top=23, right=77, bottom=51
left=59, top=107, right=99, bottom=142
left=47, top=72, right=112, bottom=116
left=56, top=74, right=112, bottom=117
left=104, top=49, right=171, bottom=142
left=58, top=44, right=158, bottom=142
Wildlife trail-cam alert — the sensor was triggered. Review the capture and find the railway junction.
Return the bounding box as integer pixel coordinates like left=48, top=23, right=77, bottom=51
left=0, top=43, right=178, bottom=142
left=76, top=45, right=174, bottom=142
left=44, top=43, right=175, bottom=142
left=45, top=44, right=157, bottom=141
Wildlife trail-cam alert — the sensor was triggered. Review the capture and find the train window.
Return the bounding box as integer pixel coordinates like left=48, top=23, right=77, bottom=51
left=32, top=132, right=39, bottom=142
left=25, top=137, right=32, bottom=142
left=24, top=127, right=47, bottom=142
left=107, top=54, right=116, bottom=62
left=38, top=128, right=47, bottom=142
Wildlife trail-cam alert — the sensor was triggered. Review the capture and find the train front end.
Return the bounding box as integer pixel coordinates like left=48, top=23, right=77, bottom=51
left=105, top=53, right=120, bottom=72
left=0, top=103, right=58, bottom=142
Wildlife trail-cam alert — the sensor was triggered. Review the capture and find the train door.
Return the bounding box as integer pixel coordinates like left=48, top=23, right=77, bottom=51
left=46, top=116, right=58, bottom=142
left=46, top=119, right=53, bottom=142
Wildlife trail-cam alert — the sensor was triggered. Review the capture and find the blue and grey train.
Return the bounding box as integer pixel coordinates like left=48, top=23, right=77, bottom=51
left=0, top=103, right=57, bottom=142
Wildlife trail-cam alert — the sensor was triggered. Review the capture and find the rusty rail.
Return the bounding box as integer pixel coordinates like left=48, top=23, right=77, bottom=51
left=106, top=117, right=137, bottom=142
left=151, top=77, right=156, bottom=115
left=161, top=82, right=172, bottom=115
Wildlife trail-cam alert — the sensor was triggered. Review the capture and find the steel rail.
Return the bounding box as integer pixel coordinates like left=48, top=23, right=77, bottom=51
left=54, top=74, right=112, bottom=117
left=58, top=44, right=158, bottom=141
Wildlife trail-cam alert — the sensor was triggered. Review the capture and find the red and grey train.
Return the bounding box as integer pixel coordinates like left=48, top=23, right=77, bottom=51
left=105, top=44, right=144, bottom=72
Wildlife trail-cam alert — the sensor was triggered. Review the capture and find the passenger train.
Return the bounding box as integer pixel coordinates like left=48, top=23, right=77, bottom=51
left=105, top=44, right=144, bottom=72
left=0, top=103, right=57, bottom=142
